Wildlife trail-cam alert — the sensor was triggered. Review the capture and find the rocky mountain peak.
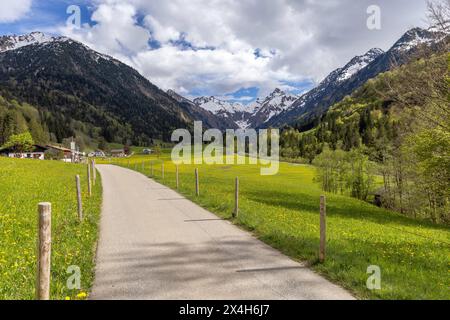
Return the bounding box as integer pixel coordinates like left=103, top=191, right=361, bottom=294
left=0, top=31, right=69, bottom=53
left=391, top=27, right=446, bottom=52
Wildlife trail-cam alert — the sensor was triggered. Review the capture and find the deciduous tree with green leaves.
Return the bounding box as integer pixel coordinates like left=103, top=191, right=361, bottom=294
left=1, top=132, right=35, bottom=153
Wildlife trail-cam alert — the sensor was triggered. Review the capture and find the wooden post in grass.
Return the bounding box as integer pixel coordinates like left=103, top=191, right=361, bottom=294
left=162, top=161, right=165, bottom=179
left=151, top=161, right=154, bottom=176
left=176, top=165, right=179, bottom=189
left=92, top=160, right=96, bottom=186
left=128, top=160, right=130, bottom=168
left=234, top=177, right=239, bottom=218
left=319, top=195, right=326, bottom=263
left=142, top=161, right=144, bottom=172
left=75, top=175, right=83, bottom=221
left=195, top=168, right=199, bottom=196
left=87, top=162, right=92, bottom=197
left=37, top=202, right=51, bottom=300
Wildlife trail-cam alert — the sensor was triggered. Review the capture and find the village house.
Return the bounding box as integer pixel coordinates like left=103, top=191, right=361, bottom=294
left=1, top=144, right=83, bottom=162
left=110, top=149, right=126, bottom=157
left=47, top=144, right=82, bottom=162
left=1, top=145, right=48, bottom=160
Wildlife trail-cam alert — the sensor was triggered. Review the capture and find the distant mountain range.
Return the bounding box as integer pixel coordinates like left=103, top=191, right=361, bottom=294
left=191, top=27, right=447, bottom=130
left=0, top=27, right=446, bottom=145
left=192, top=88, right=298, bottom=129
left=166, top=89, right=239, bottom=130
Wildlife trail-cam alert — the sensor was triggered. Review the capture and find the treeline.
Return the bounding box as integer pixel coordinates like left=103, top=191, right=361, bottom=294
left=0, top=96, right=49, bottom=146
left=0, top=95, right=136, bottom=151
left=280, top=52, right=449, bottom=224
left=312, top=147, right=375, bottom=201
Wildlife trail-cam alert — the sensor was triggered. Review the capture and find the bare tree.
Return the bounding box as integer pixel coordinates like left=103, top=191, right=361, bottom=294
left=427, top=0, right=450, bottom=33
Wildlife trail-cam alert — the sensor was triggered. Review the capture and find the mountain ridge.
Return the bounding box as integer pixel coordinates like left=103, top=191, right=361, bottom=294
left=264, top=26, right=448, bottom=129
left=0, top=33, right=197, bottom=144
left=193, top=88, right=298, bottom=129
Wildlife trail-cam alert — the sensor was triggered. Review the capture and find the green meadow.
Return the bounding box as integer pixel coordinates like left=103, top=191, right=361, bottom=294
left=0, top=157, right=101, bottom=300
left=107, top=152, right=450, bottom=300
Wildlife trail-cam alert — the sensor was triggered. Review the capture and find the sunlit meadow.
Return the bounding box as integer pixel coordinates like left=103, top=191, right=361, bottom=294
left=103, top=150, right=450, bottom=300
left=0, top=157, right=101, bottom=300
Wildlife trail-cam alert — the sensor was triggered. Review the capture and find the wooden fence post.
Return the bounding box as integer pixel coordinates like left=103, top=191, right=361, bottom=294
left=87, top=162, right=92, bottom=197
left=151, top=161, right=154, bottom=176
left=195, top=168, right=199, bottom=196
left=128, top=160, right=130, bottom=168
left=75, top=175, right=83, bottom=221
left=176, top=165, right=179, bottom=189
left=92, top=160, right=96, bottom=186
left=319, top=195, right=326, bottom=263
left=142, top=161, right=144, bottom=172
left=162, top=161, right=164, bottom=179
left=37, top=202, right=51, bottom=300
left=234, top=177, right=239, bottom=218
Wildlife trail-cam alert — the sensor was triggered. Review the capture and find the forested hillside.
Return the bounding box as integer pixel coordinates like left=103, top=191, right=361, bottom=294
left=0, top=35, right=199, bottom=148
left=280, top=50, right=449, bottom=223
left=0, top=94, right=127, bottom=151
left=0, top=96, right=49, bottom=146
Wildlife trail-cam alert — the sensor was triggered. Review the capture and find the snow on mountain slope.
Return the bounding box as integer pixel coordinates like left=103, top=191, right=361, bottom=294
left=336, top=48, right=384, bottom=82
left=192, top=96, right=254, bottom=115
left=0, top=32, right=115, bottom=64
left=263, top=47, right=385, bottom=128
left=166, top=90, right=239, bottom=130
left=249, top=88, right=298, bottom=125
left=391, top=27, right=447, bottom=52
left=194, top=89, right=298, bottom=129
left=0, top=32, right=63, bottom=53
left=265, top=27, right=448, bottom=129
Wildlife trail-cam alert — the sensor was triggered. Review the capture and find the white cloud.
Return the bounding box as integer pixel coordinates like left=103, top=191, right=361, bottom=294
left=0, top=0, right=32, bottom=23
left=131, top=45, right=296, bottom=96
left=60, top=0, right=428, bottom=99
left=61, top=2, right=149, bottom=59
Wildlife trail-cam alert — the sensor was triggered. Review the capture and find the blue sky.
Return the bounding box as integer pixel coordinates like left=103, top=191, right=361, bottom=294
left=0, top=1, right=88, bottom=34
left=0, top=0, right=429, bottom=103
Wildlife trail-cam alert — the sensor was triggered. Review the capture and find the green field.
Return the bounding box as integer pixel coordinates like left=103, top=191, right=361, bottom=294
left=107, top=152, right=450, bottom=300
left=0, top=157, right=101, bottom=300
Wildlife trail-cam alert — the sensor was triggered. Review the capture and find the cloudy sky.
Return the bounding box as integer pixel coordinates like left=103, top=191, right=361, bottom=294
left=0, top=0, right=430, bottom=102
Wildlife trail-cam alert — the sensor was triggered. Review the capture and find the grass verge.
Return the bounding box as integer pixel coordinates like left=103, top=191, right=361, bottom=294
left=0, top=157, right=101, bottom=300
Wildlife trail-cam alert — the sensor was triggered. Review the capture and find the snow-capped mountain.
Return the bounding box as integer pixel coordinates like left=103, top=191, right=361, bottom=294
left=335, top=48, right=384, bottom=82
left=0, top=32, right=64, bottom=53
left=193, top=96, right=251, bottom=115
left=307, top=48, right=384, bottom=92
left=193, top=96, right=254, bottom=129
left=263, top=47, right=383, bottom=128
left=265, top=27, right=448, bottom=129
left=391, top=27, right=448, bottom=52
left=193, top=88, right=298, bottom=129
left=0, top=31, right=115, bottom=63
left=247, top=88, right=298, bottom=128
left=167, top=90, right=239, bottom=130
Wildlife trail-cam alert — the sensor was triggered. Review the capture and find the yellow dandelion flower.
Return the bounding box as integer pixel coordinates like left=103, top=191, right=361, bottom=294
left=76, top=292, right=87, bottom=299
